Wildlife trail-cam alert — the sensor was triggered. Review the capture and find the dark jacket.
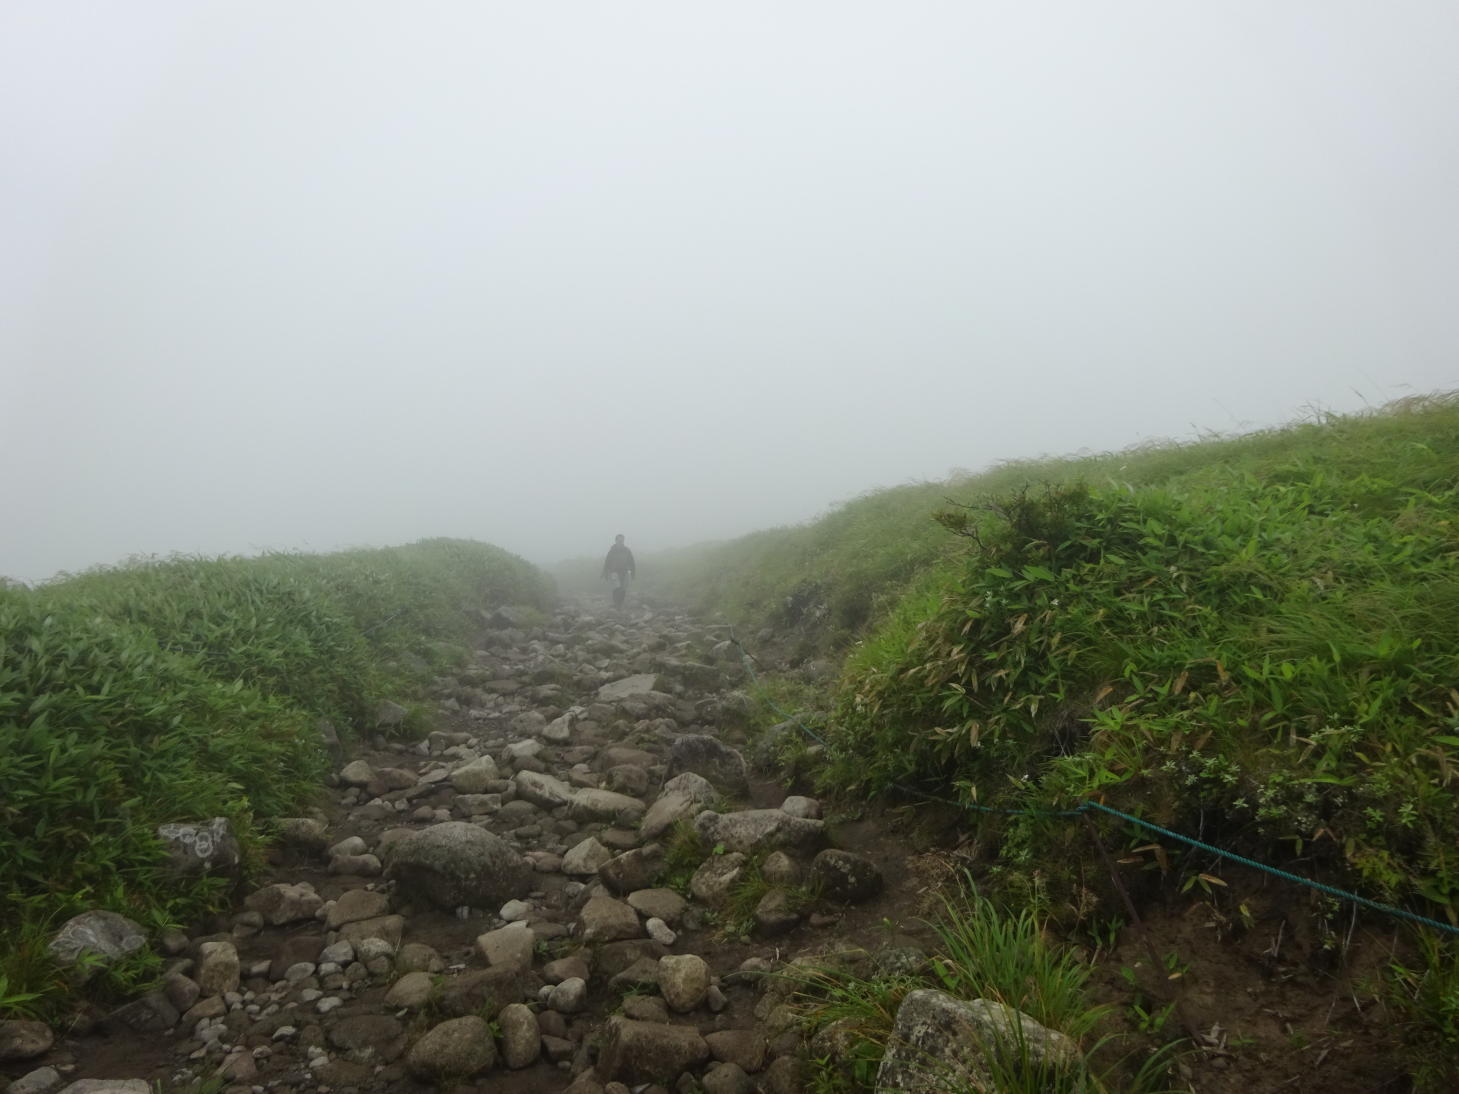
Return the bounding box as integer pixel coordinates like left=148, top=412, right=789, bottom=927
left=603, top=543, right=636, bottom=577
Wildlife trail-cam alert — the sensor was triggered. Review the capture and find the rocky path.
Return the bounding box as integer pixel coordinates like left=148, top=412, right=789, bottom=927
left=3, top=598, right=911, bottom=1094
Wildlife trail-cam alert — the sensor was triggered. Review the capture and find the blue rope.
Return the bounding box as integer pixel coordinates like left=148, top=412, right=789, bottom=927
left=728, top=632, right=1459, bottom=938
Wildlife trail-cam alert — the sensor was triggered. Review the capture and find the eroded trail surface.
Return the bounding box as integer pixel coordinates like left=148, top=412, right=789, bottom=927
left=23, top=598, right=919, bottom=1094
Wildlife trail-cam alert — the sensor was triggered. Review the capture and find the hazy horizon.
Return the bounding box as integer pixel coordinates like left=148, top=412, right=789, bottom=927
left=5, top=3, right=1456, bottom=584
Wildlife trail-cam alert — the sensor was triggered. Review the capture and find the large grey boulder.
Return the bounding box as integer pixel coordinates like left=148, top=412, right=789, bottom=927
left=694, top=809, right=826, bottom=856
left=875, top=990, right=1080, bottom=1094
left=47, top=911, right=146, bottom=981
left=597, top=1017, right=710, bottom=1083
left=406, top=1015, right=496, bottom=1080
left=385, top=821, right=530, bottom=909
left=664, top=735, right=749, bottom=795
left=156, top=817, right=241, bottom=876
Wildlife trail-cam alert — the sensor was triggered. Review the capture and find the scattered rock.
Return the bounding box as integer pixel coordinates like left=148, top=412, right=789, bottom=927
left=0, top=1020, right=54, bottom=1062
left=579, top=893, right=642, bottom=943
left=384, top=821, right=530, bottom=909
left=499, top=1001, right=541, bottom=1067
left=156, top=817, right=242, bottom=876
left=597, top=1017, right=710, bottom=1083
left=47, top=911, right=146, bottom=979
left=657, top=953, right=711, bottom=1012
left=811, top=849, right=883, bottom=903
left=405, top=1015, right=496, bottom=1080
left=665, top=735, right=749, bottom=795
left=597, top=674, right=659, bottom=701
left=194, top=940, right=241, bottom=996
left=477, top=922, right=536, bottom=970
left=562, top=836, right=614, bottom=875
left=325, top=887, right=390, bottom=928
left=244, top=882, right=324, bottom=925
left=689, top=852, right=749, bottom=907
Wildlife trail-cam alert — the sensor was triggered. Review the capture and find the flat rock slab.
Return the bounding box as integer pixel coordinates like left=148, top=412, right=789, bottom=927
left=597, top=674, right=659, bottom=701
left=694, top=809, right=826, bottom=856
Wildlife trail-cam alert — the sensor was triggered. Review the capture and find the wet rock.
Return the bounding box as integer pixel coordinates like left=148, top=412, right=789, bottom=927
left=156, top=817, right=242, bottom=877
left=702, top=1061, right=754, bottom=1094
left=384, top=970, right=437, bottom=1008
left=547, top=976, right=587, bottom=1013
left=665, top=736, right=749, bottom=796
left=405, top=1015, right=496, bottom=1080
left=875, top=990, right=1080, bottom=1094
left=626, top=887, right=687, bottom=925
left=639, top=773, right=719, bottom=840
left=384, top=821, right=530, bottom=909
left=597, top=1017, right=709, bottom=1084
left=450, top=755, right=500, bottom=793
left=571, top=788, right=647, bottom=826
left=477, top=921, right=535, bottom=970
left=562, top=836, right=614, bottom=875
left=339, top=760, right=375, bottom=787
left=244, top=882, right=323, bottom=925
left=47, top=911, right=146, bottom=979
left=499, top=1001, right=541, bottom=1067
left=8, top=1066, right=62, bottom=1094
left=437, top=965, right=532, bottom=1017
left=753, top=890, right=801, bottom=936
left=513, top=770, right=575, bottom=810
left=579, top=893, right=642, bottom=942
left=810, top=849, right=883, bottom=903
left=689, top=852, right=748, bottom=907
left=780, top=795, right=821, bottom=819
left=657, top=953, right=710, bottom=1012
left=705, top=1029, right=768, bottom=1073
left=0, top=1020, right=54, bottom=1061
left=338, top=914, right=405, bottom=949
left=761, top=851, right=802, bottom=886
left=328, top=1013, right=406, bottom=1063
left=599, top=845, right=662, bottom=895
left=694, top=809, right=826, bottom=856
left=195, top=940, right=241, bottom=996
left=325, top=888, right=390, bottom=928
left=597, top=674, right=659, bottom=701
left=106, top=991, right=178, bottom=1032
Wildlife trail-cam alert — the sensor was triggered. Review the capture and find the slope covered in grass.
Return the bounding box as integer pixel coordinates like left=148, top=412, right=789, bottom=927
left=0, top=537, right=551, bottom=1013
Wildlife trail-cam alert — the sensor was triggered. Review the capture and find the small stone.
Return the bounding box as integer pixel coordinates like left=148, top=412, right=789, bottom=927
left=547, top=976, right=587, bottom=1013
left=645, top=918, right=676, bottom=946
left=499, top=1002, right=540, bottom=1068
left=499, top=899, right=533, bottom=922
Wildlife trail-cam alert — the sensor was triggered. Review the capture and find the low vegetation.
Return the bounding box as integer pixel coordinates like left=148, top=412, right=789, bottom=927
left=668, top=393, right=1459, bottom=1088
left=0, top=537, right=551, bottom=1016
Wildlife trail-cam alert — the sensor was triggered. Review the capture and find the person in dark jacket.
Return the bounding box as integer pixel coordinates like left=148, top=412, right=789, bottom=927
left=602, top=534, right=636, bottom=607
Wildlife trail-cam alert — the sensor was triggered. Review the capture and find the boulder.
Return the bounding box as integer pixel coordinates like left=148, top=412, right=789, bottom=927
left=405, top=1015, right=496, bottom=1080
left=55, top=1083, right=152, bottom=1094
left=326, top=888, right=391, bottom=928
left=8, top=1066, right=61, bottom=1094
left=0, top=1020, right=54, bottom=1062
left=339, top=760, right=375, bottom=787
left=562, top=837, right=613, bottom=875
left=597, top=1018, right=709, bottom=1083
left=47, top=911, right=146, bottom=979
left=338, top=915, right=405, bottom=949
left=571, top=788, right=646, bottom=825
left=513, top=770, right=575, bottom=810
left=499, top=1002, right=540, bottom=1067
left=694, top=809, right=826, bottom=856
left=477, top=922, right=535, bottom=970
left=244, top=882, right=323, bottom=925
left=578, top=893, right=642, bottom=943
left=705, top=1029, right=768, bottom=1073
left=626, top=888, right=687, bottom=925
left=194, top=940, right=240, bottom=996
left=384, top=821, right=530, bottom=909
left=639, top=773, right=719, bottom=840
left=657, top=953, right=710, bottom=1012
left=875, top=990, right=1080, bottom=1094
left=811, top=849, right=883, bottom=903
left=384, top=971, right=436, bottom=1008
left=597, top=674, right=659, bottom=701
left=664, top=735, right=749, bottom=795
left=156, top=817, right=241, bottom=876
left=327, top=1013, right=406, bottom=1063
left=274, top=817, right=329, bottom=852
left=753, top=890, right=801, bottom=936
left=689, top=852, right=748, bottom=907
left=450, top=755, right=500, bottom=794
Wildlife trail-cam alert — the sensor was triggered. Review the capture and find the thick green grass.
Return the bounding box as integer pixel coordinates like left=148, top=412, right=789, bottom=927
left=0, top=537, right=551, bottom=1016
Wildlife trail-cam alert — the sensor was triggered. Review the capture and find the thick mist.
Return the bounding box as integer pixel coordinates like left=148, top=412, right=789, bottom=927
left=4, top=3, right=1457, bottom=583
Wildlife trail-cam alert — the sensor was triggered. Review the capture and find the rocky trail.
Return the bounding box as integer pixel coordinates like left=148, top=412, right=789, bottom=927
left=1, top=599, right=925, bottom=1094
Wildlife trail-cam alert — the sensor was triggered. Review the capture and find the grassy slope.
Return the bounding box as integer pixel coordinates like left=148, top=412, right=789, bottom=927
left=662, top=395, right=1459, bottom=908
left=0, top=537, right=551, bottom=1014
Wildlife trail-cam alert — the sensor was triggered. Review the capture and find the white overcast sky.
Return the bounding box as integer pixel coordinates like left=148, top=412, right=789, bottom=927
left=3, top=2, right=1456, bottom=582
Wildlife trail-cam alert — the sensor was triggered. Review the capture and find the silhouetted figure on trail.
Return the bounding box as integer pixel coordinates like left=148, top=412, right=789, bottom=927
left=602, top=534, right=636, bottom=607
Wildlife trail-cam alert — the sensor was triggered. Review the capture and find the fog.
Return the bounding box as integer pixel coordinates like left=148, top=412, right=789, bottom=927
left=3, top=3, right=1456, bottom=583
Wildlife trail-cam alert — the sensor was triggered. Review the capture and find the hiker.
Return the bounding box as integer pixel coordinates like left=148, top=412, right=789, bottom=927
left=602, top=534, right=636, bottom=607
